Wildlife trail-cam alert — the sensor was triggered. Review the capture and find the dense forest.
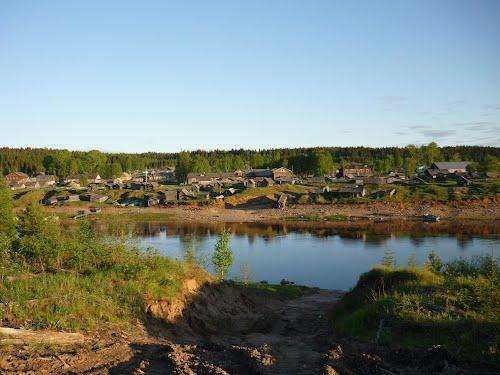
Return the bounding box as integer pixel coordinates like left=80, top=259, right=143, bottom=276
left=1, top=144, right=499, bottom=180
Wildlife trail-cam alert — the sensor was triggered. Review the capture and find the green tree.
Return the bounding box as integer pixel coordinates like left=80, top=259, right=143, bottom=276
left=175, top=151, right=192, bottom=183
left=312, top=151, right=334, bottom=176
left=191, top=155, right=210, bottom=173
left=0, top=176, right=16, bottom=236
left=479, top=155, right=499, bottom=172
left=79, top=174, right=88, bottom=187
left=212, top=228, right=233, bottom=279
left=426, top=250, right=443, bottom=273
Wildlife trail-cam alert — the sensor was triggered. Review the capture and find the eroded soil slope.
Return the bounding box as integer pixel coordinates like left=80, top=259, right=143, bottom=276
left=0, top=281, right=495, bottom=374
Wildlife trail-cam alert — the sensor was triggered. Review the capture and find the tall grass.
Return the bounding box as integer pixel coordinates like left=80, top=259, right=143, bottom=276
left=331, top=252, right=500, bottom=364
left=0, top=201, right=200, bottom=332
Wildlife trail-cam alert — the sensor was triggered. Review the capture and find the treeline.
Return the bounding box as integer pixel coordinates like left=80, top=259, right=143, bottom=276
left=1, top=144, right=499, bottom=180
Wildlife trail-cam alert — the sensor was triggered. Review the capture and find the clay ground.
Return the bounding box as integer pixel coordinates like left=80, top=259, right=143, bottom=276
left=44, top=198, right=500, bottom=223
left=1, top=283, right=493, bottom=375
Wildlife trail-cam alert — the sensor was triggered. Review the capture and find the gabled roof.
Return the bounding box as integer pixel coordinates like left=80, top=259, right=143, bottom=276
left=432, top=162, right=470, bottom=170
left=7, top=172, right=29, bottom=178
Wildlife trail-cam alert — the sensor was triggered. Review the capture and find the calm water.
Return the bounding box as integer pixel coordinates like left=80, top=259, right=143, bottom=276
left=123, top=221, right=498, bottom=290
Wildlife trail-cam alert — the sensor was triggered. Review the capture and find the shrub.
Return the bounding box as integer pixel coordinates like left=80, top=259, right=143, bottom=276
left=212, top=228, right=233, bottom=279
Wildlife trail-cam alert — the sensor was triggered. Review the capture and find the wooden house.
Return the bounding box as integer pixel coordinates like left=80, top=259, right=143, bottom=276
left=144, top=194, right=160, bottom=207
left=257, top=177, right=275, bottom=187
left=158, top=190, right=178, bottom=203
left=87, top=174, right=102, bottom=184
left=337, top=185, right=366, bottom=198
left=80, top=193, right=108, bottom=203
left=24, top=181, right=40, bottom=189
left=431, top=162, right=470, bottom=174
left=35, top=174, right=57, bottom=187
left=244, top=179, right=256, bottom=188
left=42, top=196, right=58, bottom=205
left=5, top=172, right=30, bottom=185
left=339, top=164, right=373, bottom=178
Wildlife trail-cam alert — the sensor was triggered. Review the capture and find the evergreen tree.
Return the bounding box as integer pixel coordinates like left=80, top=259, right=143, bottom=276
left=0, top=176, right=16, bottom=236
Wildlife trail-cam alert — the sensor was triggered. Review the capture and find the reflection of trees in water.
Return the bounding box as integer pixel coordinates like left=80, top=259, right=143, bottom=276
left=409, top=235, right=425, bottom=247
left=178, top=233, right=209, bottom=268
left=456, top=234, right=473, bottom=249
left=97, top=219, right=496, bottom=246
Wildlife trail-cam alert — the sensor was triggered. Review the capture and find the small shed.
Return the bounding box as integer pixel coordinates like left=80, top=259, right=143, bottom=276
left=244, top=179, right=256, bottom=188
left=258, top=177, right=275, bottom=187
left=42, top=196, right=58, bottom=205
left=159, top=190, right=178, bottom=203
left=277, top=194, right=288, bottom=209
left=337, top=185, right=366, bottom=198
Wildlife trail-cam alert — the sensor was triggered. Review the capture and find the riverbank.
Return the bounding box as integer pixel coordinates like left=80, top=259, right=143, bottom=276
left=2, top=268, right=497, bottom=374
left=41, top=197, right=500, bottom=224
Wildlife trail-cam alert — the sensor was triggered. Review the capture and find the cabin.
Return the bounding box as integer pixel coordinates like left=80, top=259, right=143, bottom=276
left=5, top=172, right=30, bottom=185
left=275, top=176, right=297, bottom=185
left=245, top=169, right=273, bottom=179
left=158, top=190, right=178, bottom=203
left=337, top=185, right=366, bottom=198
left=186, top=171, right=244, bottom=185
left=66, top=174, right=81, bottom=183
left=9, top=183, right=26, bottom=190
left=244, top=179, right=256, bottom=188
left=277, top=194, right=288, bottom=209
left=430, top=162, right=470, bottom=174
left=303, top=176, right=325, bottom=184
left=257, top=177, right=275, bottom=187
left=24, top=181, right=40, bottom=189
left=87, top=174, right=102, bottom=184
left=42, top=196, right=58, bottom=205
left=271, top=167, right=294, bottom=180
left=224, top=187, right=236, bottom=196
left=244, top=167, right=294, bottom=181
left=36, top=174, right=57, bottom=187
left=364, top=176, right=387, bottom=185
left=425, top=168, right=450, bottom=180
left=178, top=188, right=197, bottom=200
left=80, top=193, right=108, bottom=203
left=144, top=194, right=160, bottom=207
left=339, top=164, right=373, bottom=178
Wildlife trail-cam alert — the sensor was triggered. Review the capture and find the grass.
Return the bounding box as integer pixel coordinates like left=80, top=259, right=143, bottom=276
left=235, top=281, right=316, bottom=300
left=0, top=250, right=198, bottom=332
left=331, top=255, right=500, bottom=364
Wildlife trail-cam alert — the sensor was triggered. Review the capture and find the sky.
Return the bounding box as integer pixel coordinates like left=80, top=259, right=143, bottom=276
left=0, top=0, right=499, bottom=153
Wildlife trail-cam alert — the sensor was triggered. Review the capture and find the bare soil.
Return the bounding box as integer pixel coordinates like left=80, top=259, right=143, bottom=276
left=45, top=198, right=500, bottom=224
left=1, top=280, right=495, bottom=374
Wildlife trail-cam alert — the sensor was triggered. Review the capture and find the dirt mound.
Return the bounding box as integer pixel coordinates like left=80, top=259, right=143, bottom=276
left=144, top=280, right=279, bottom=338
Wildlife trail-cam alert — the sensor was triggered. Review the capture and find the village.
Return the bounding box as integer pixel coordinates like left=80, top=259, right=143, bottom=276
left=4, top=161, right=497, bottom=216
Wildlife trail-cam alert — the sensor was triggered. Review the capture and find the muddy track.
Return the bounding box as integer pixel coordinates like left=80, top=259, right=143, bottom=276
left=1, top=286, right=496, bottom=374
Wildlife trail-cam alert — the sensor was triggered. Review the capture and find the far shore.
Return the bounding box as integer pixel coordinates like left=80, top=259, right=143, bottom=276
left=38, top=198, right=500, bottom=224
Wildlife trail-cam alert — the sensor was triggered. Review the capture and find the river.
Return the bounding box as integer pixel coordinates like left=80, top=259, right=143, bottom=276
left=99, top=220, right=498, bottom=290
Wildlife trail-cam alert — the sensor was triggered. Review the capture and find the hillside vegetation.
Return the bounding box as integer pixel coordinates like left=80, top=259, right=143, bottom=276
left=331, top=253, right=500, bottom=364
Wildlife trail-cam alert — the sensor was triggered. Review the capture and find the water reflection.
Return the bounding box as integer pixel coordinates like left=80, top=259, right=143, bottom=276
left=93, top=220, right=498, bottom=290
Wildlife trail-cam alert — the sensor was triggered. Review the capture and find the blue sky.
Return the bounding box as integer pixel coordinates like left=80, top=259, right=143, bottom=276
left=0, top=0, right=499, bottom=152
